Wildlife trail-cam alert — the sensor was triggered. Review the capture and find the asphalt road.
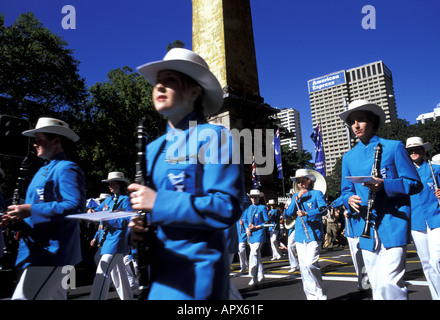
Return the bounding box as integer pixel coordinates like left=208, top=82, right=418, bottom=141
left=230, top=242, right=432, bottom=300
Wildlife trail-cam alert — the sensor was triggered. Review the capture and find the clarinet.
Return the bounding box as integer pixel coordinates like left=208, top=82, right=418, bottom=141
left=293, top=196, right=311, bottom=241
left=360, top=143, right=383, bottom=239
left=134, top=118, right=156, bottom=300
left=1, top=157, right=29, bottom=269
left=428, top=160, right=440, bottom=206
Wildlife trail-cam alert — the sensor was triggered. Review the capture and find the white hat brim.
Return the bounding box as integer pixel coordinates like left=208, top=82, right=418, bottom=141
left=22, top=126, right=79, bottom=142
left=137, top=59, right=224, bottom=116
left=102, top=178, right=130, bottom=184
left=339, top=101, right=386, bottom=130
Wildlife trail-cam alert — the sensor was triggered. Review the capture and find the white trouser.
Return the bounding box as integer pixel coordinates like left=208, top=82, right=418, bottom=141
left=238, top=241, right=248, bottom=272
left=123, top=254, right=137, bottom=288
left=362, top=230, right=407, bottom=300
left=411, top=227, right=440, bottom=300
left=228, top=253, right=243, bottom=300
left=346, top=236, right=366, bottom=290
left=90, top=252, right=133, bottom=300
left=12, top=266, right=68, bottom=300
left=270, top=230, right=282, bottom=259
left=248, top=242, right=264, bottom=282
left=287, top=231, right=299, bottom=268
left=296, top=240, right=327, bottom=300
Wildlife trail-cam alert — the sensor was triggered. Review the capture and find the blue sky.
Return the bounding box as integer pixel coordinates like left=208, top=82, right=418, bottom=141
left=1, top=0, right=439, bottom=154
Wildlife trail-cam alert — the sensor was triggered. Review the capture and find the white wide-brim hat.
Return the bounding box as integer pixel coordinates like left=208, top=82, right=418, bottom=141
left=137, top=48, right=224, bottom=116
left=97, top=193, right=111, bottom=201
left=339, top=99, right=386, bottom=130
left=249, top=189, right=261, bottom=197
left=268, top=199, right=276, bottom=205
left=102, top=172, right=130, bottom=184
left=431, top=154, right=440, bottom=165
left=22, top=117, right=79, bottom=142
left=291, top=169, right=317, bottom=182
left=405, top=137, right=431, bottom=151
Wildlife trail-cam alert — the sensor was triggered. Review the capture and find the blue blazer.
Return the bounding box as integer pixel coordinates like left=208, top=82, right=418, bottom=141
left=341, top=136, right=422, bottom=251
left=410, top=162, right=440, bottom=231
left=145, top=112, right=244, bottom=300
left=242, top=204, right=270, bottom=243
left=284, top=190, right=327, bottom=243
left=94, top=194, right=133, bottom=255
left=16, top=153, right=86, bottom=268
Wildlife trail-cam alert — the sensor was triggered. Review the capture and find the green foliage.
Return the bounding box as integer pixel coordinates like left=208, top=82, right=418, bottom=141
left=273, top=145, right=313, bottom=196
left=74, top=67, right=166, bottom=196
left=0, top=13, right=88, bottom=122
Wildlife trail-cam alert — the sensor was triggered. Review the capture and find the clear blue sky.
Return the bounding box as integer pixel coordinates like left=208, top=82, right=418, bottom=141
left=1, top=0, right=439, bottom=154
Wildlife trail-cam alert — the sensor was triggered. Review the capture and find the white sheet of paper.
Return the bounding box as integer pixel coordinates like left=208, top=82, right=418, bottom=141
left=345, top=176, right=378, bottom=184
left=66, top=211, right=138, bottom=222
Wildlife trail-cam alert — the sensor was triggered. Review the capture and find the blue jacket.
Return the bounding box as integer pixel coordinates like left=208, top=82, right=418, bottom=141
left=242, top=204, right=270, bottom=243
left=341, top=136, right=422, bottom=251
left=268, top=208, right=281, bottom=231
left=94, top=194, right=133, bottom=255
left=16, top=153, right=86, bottom=268
left=236, top=212, right=248, bottom=243
left=284, top=190, right=327, bottom=243
left=145, top=112, right=244, bottom=300
left=410, top=162, right=440, bottom=231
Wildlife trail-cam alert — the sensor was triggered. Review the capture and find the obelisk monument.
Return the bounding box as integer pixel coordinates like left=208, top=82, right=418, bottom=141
left=192, top=0, right=278, bottom=198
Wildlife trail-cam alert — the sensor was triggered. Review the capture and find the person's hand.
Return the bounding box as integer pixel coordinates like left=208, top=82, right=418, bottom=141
left=297, top=210, right=307, bottom=217
left=363, top=177, right=384, bottom=193
left=0, top=204, right=31, bottom=226
left=128, top=215, right=149, bottom=243
left=348, top=195, right=362, bottom=213
left=128, top=183, right=157, bottom=212
left=434, top=188, right=440, bottom=199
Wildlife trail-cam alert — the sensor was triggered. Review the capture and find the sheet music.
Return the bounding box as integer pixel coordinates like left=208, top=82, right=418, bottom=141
left=66, top=211, right=138, bottom=222
left=345, top=176, right=378, bottom=184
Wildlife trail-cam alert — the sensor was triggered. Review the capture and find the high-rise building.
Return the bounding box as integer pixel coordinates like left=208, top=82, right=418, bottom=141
left=416, top=103, right=440, bottom=124
left=308, top=60, right=397, bottom=175
left=274, top=108, right=303, bottom=151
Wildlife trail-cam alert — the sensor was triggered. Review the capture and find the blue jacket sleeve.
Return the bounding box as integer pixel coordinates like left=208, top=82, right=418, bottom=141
left=31, top=162, right=86, bottom=225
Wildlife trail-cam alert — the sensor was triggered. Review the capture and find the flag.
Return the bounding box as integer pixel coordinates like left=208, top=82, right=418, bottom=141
left=273, top=128, right=283, bottom=179
left=251, top=154, right=261, bottom=189
left=310, top=124, right=326, bottom=177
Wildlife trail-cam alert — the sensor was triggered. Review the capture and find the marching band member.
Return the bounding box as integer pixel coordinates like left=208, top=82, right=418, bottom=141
left=406, top=137, right=440, bottom=299
left=237, top=194, right=251, bottom=274
left=128, top=48, right=244, bottom=299
left=339, top=100, right=422, bottom=300
left=1, top=117, right=85, bottom=300
left=242, top=189, right=270, bottom=286
left=268, top=199, right=282, bottom=260
left=89, top=172, right=134, bottom=300
left=283, top=201, right=300, bottom=272
left=284, top=169, right=327, bottom=300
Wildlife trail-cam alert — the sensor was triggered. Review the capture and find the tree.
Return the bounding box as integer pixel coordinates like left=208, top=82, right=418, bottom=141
left=0, top=13, right=88, bottom=199
left=75, top=67, right=166, bottom=197
left=0, top=13, right=88, bottom=122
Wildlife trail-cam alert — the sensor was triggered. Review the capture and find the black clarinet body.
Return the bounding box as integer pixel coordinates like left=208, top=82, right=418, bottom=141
left=360, top=143, right=383, bottom=239
left=1, top=157, right=29, bottom=269
left=134, top=118, right=156, bottom=300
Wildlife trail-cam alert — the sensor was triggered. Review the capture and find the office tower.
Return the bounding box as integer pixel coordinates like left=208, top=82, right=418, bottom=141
left=274, top=108, right=303, bottom=151
left=416, top=103, right=440, bottom=124
left=308, top=60, right=397, bottom=174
